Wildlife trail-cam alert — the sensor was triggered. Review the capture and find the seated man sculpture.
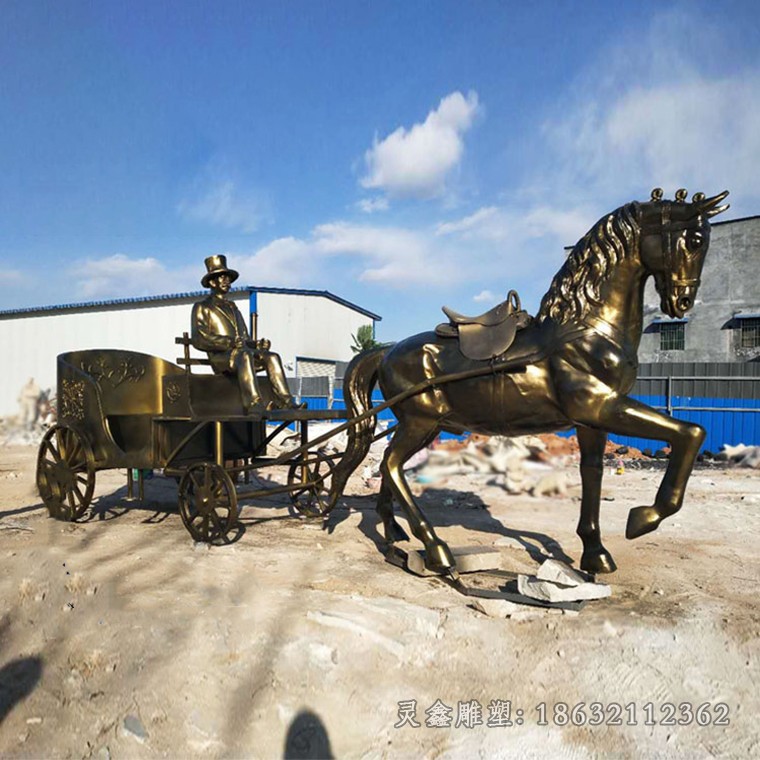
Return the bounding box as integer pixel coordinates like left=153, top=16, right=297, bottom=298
left=191, top=255, right=300, bottom=411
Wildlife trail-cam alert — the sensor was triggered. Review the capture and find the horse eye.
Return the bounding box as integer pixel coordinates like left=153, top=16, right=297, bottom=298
left=686, top=231, right=703, bottom=251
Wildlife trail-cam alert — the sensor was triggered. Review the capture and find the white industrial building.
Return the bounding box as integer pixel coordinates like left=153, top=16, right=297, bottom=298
left=0, top=286, right=380, bottom=417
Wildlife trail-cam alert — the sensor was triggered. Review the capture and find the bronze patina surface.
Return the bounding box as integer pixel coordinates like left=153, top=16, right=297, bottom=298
left=191, top=254, right=298, bottom=411
left=332, top=189, right=730, bottom=576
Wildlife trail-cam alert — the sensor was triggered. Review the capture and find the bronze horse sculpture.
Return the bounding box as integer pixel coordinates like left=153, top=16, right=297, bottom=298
left=329, top=188, right=729, bottom=577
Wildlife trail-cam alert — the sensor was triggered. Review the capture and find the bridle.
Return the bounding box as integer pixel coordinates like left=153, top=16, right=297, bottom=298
left=578, top=188, right=729, bottom=349
left=639, top=199, right=704, bottom=291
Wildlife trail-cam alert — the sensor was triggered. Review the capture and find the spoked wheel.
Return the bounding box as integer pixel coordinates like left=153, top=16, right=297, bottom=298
left=178, top=463, right=238, bottom=545
left=36, top=425, right=96, bottom=521
left=287, top=450, right=335, bottom=518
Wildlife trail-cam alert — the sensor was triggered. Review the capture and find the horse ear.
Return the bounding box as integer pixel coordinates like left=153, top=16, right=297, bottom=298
left=699, top=190, right=730, bottom=218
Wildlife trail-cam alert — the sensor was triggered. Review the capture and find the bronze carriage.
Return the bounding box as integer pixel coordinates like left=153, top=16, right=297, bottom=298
left=36, top=346, right=345, bottom=543
left=36, top=188, right=731, bottom=593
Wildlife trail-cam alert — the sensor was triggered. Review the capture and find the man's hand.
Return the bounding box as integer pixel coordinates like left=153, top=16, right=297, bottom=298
left=233, top=336, right=245, bottom=349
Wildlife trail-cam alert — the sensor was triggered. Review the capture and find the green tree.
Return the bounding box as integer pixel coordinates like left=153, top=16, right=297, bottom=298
left=351, top=324, right=381, bottom=354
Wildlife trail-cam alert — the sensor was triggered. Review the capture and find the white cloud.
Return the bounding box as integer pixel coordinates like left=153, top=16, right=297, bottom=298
left=536, top=11, right=760, bottom=215
left=227, top=204, right=585, bottom=301
left=436, top=207, right=501, bottom=237
left=74, top=254, right=170, bottom=298
left=177, top=179, right=269, bottom=233
left=520, top=206, right=591, bottom=245
left=227, top=221, right=463, bottom=291
left=233, top=237, right=314, bottom=288
left=544, top=77, right=760, bottom=209
left=177, top=158, right=271, bottom=233
left=473, top=289, right=496, bottom=303
left=356, top=197, right=390, bottom=214
left=435, top=204, right=589, bottom=248
left=312, top=222, right=455, bottom=286
left=0, top=270, right=23, bottom=283
left=360, top=91, right=480, bottom=199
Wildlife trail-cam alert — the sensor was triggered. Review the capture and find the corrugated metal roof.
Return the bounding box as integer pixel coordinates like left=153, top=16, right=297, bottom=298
left=0, top=285, right=382, bottom=321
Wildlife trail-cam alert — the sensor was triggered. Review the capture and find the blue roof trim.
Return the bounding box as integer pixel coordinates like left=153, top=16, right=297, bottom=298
left=652, top=317, right=689, bottom=324
left=249, top=286, right=381, bottom=320
left=0, top=285, right=382, bottom=321
left=734, top=312, right=760, bottom=319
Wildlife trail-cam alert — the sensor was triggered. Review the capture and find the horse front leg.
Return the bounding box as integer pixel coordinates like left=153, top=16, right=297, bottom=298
left=620, top=403, right=705, bottom=539
left=576, top=426, right=617, bottom=574
left=568, top=391, right=705, bottom=539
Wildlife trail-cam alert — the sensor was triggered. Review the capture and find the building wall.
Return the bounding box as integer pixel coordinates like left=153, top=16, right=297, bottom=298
left=0, top=291, right=375, bottom=417
left=638, top=216, right=760, bottom=363
left=255, top=291, right=373, bottom=373
left=0, top=298, right=204, bottom=417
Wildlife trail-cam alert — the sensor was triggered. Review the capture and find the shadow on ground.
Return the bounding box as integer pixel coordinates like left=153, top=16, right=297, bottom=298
left=283, top=709, right=333, bottom=759
left=0, top=656, right=43, bottom=726
left=325, top=483, right=575, bottom=568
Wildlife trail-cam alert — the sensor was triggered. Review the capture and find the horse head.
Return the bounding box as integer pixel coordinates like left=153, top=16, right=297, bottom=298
left=639, top=188, right=729, bottom=319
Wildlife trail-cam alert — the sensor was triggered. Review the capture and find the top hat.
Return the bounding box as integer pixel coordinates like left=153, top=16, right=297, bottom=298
left=201, top=255, right=239, bottom=288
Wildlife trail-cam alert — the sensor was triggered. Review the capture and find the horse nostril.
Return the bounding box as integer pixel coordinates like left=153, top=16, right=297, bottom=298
left=678, top=297, right=692, bottom=311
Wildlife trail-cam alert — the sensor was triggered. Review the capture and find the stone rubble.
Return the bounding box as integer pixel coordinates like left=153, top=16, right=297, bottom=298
left=722, top=443, right=760, bottom=469
left=536, top=558, right=593, bottom=586
left=518, top=572, right=611, bottom=603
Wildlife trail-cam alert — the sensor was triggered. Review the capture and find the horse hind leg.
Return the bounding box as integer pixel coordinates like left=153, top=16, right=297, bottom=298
left=576, top=426, right=617, bottom=574
left=376, top=477, right=410, bottom=544
left=379, top=419, right=455, bottom=574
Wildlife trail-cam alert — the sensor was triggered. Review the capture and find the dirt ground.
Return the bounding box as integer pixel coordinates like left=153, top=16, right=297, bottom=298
left=1, top=442, right=759, bottom=759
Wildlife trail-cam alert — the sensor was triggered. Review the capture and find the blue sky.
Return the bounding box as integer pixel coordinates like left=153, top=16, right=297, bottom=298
left=2, top=1, right=759, bottom=340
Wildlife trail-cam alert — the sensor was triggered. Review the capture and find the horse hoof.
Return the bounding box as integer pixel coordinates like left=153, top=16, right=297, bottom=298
left=626, top=506, right=662, bottom=539
left=385, top=519, right=410, bottom=544
left=425, top=540, right=456, bottom=573
left=580, top=550, right=617, bottom=574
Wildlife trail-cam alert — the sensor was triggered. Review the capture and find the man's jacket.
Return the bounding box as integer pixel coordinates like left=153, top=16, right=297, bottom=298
left=191, top=295, right=251, bottom=373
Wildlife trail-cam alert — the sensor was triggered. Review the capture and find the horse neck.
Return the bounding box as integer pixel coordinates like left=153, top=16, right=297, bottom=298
left=587, top=255, right=648, bottom=353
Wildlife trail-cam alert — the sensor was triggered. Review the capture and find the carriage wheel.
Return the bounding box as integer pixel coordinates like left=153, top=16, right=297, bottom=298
left=36, top=425, right=96, bottom=521
left=178, top=463, right=238, bottom=545
left=287, top=450, right=334, bottom=518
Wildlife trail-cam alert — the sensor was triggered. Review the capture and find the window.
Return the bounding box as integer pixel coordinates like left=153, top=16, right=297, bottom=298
left=740, top=317, right=760, bottom=349
left=660, top=322, right=685, bottom=351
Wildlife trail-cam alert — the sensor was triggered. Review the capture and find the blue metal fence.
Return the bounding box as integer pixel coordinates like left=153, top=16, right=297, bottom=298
left=599, top=393, right=760, bottom=453
left=299, top=375, right=759, bottom=452
left=305, top=389, right=464, bottom=440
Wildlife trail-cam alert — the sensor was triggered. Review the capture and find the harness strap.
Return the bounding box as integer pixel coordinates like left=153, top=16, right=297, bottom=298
left=580, top=315, right=627, bottom=351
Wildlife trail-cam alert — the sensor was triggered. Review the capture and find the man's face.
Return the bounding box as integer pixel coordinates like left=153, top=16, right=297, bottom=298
left=210, top=273, right=232, bottom=295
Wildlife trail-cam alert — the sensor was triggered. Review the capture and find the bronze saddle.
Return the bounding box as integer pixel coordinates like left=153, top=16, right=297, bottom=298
left=435, top=290, right=533, bottom=361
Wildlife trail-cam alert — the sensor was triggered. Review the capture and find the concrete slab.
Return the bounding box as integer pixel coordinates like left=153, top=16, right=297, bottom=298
left=406, top=545, right=504, bottom=576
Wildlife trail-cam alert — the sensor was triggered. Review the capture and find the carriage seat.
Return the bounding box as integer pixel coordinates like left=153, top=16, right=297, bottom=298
left=169, top=332, right=277, bottom=416
left=435, top=290, right=533, bottom=361
left=175, top=332, right=212, bottom=372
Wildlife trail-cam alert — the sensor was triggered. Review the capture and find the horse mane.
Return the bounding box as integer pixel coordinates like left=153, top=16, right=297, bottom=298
left=537, top=203, right=640, bottom=325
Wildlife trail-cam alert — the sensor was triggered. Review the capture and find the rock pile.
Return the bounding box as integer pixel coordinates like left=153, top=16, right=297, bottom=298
left=720, top=443, right=760, bottom=469
left=0, top=418, right=48, bottom=447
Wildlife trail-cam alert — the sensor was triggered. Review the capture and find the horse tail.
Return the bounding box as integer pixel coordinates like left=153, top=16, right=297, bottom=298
left=327, top=345, right=390, bottom=510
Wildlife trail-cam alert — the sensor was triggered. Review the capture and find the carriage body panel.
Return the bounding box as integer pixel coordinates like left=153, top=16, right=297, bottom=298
left=56, top=348, right=268, bottom=470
